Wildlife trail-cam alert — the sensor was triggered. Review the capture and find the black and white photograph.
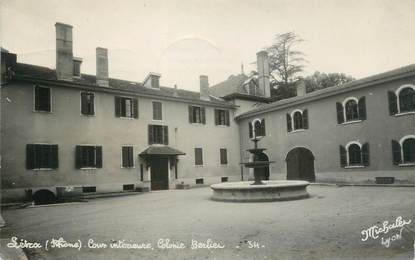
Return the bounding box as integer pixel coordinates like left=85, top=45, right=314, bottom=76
left=0, top=0, right=414, bottom=259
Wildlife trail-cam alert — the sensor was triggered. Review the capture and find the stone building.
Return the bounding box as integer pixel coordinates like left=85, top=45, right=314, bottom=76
left=1, top=22, right=415, bottom=203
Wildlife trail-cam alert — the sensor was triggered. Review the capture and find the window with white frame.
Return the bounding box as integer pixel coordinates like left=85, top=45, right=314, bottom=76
left=391, top=135, right=415, bottom=165
left=388, top=84, right=415, bottom=115
left=336, top=97, right=366, bottom=124
left=122, top=146, right=134, bottom=168
left=286, top=109, right=309, bottom=132
left=248, top=118, right=266, bottom=138
left=75, top=145, right=102, bottom=169
left=115, top=96, right=138, bottom=118
left=339, top=141, right=369, bottom=167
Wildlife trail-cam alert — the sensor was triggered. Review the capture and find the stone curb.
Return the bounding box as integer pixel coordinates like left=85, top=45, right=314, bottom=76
left=310, top=182, right=415, bottom=187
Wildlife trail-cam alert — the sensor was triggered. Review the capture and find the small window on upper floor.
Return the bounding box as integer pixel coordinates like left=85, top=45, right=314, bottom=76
left=81, top=92, right=95, bottom=115
left=115, top=96, right=138, bottom=118
left=392, top=135, right=415, bottom=165
left=286, top=109, right=309, bottom=132
left=339, top=142, right=369, bottom=168
left=188, top=106, right=206, bottom=124
left=214, top=109, right=230, bottom=126
left=388, top=85, right=415, bottom=115
left=336, top=97, right=366, bottom=124
left=248, top=118, right=266, bottom=139
left=152, top=101, right=162, bottom=120
left=34, top=85, right=51, bottom=112
left=148, top=125, right=168, bottom=145
left=151, top=76, right=160, bottom=89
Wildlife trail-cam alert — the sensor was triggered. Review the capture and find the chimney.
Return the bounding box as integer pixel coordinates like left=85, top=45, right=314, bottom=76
left=256, top=50, right=270, bottom=98
left=96, top=47, right=109, bottom=87
left=296, top=79, right=306, bottom=97
left=55, top=22, right=73, bottom=81
left=199, top=75, right=210, bottom=101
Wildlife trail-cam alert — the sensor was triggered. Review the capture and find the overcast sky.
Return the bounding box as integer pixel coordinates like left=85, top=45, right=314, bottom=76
left=1, top=0, right=415, bottom=91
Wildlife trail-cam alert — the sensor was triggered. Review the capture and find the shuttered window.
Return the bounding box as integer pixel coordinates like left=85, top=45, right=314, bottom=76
left=398, top=87, right=415, bottom=113
left=345, top=100, right=359, bottom=121
left=214, top=109, right=230, bottom=126
left=122, top=146, right=134, bottom=168
left=348, top=144, right=362, bottom=165
left=340, top=142, right=369, bottom=167
left=252, top=119, right=266, bottom=137
left=34, top=85, right=51, bottom=112
left=148, top=125, right=168, bottom=145
left=26, top=144, right=58, bottom=169
left=293, top=111, right=303, bottom=130
left=337, top=97, right=366, bottom=123
left=402, top=138, right=415, bottom=163
left=75, top=145, right=102, bottom=169
left=188, top=106, right=206, bottom=124
left=195, top=148, right=203, bottom=165
left=81, top=92, right=95, bottom=115
left=220, top=148, right=228, bottom=165
left=152, top=101, right=163, bottom=120
left=115, top=96, right=138, bottom=118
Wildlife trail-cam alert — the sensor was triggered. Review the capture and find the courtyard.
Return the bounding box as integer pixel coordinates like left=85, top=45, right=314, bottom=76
left=1, top=185, right=415, bottom=260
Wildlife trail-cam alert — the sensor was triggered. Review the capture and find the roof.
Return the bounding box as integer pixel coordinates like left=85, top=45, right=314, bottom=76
left=209, top=74, right=248, bottom=97
left=221, top=92, right=272, bottom=103
left=139, top=146, right=186, bottom=157
left=236, top=63, right=415, bottom=120
left=11, top=63, right=235, bottom=108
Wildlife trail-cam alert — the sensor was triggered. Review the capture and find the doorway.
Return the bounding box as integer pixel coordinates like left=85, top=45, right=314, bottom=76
left=286, top=147, right=315, bottom=182
left=150, top=157, right=169, bottom=190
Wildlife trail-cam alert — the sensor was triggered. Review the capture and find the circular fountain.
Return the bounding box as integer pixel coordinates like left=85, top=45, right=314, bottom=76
left=211, top=135, right=310, bottom=202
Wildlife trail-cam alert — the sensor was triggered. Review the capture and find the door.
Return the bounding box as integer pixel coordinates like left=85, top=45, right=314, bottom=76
left=150, top=157, right=169, bottom=190
left=286, top=147, right=315, bottom=182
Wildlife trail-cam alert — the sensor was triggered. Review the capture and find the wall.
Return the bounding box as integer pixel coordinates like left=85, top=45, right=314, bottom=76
left=1, top=81, right=241, bottom=201
left=238, top=77, right=415, bottom=183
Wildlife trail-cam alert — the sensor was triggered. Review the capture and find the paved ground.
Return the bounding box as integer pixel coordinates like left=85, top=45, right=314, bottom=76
left=1, top=186, right=415, bottom=260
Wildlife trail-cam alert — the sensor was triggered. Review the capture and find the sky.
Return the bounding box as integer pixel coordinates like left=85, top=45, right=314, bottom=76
left=1, top=0, right=415, bottom=91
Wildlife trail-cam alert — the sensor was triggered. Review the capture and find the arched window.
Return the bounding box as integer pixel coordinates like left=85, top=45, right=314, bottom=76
left=248, top=118, right=266, bottom=139
left=293, top=111, right=303, bottom=130
left=402, top=138, right=415, bottom=163
left=345, top=100, right=359, bottom=121
left=398, top=87, right=415, bottom=113
left=348, top=144, right=362, bottom=165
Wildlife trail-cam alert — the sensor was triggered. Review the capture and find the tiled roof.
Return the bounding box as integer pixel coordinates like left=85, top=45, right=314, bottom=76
left=209, top=74, right=248, bottom=97
left=12, top=63, right=234, bottom=107
left=236, top=63, right=415, bottom=119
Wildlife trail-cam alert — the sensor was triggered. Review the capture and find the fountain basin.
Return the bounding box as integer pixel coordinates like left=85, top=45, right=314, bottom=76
left=211, top=180, right=310, bottom=202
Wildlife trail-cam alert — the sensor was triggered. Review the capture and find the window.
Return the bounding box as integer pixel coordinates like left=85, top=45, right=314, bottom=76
left=34, top=85, right=51, bottom=112
left=75, top=145, right=102, bottom=169
left=220, top=148, right=228, bottom=165
left=26, top=144, right=58, bottom=169
left=195, top=148, right=203, bottom=165
left=152, top=101, right=162, bottom=120
left=336, top=97, right=366, bottom=124
left=115, top=96, right=138, bottom=118
left=148, top=125, right=168, bottom=145
left=123, top=184, right=134, bottom=191
left=286, top=109, right=309, bottom=132
left=249, top=118, right=266, bottom=138
left=339, top=142, right=369, bottom=167
left=82, top=186, right=96, bottom=193
left=122, top=146, right=134, bottom=168
left=73, top=60, right=81, bottom=77
left=388, top=85, right=415, bottom=115
left=188, top=106, right=206, bottom=124
left=221, top=177, right=228, bottom=182
left=196, top=178, right=204, bottom=184
left=392, top=136, right=415, bottom=165
left=81, top=92, right=95, bottom=115
left=140, top=164, right=144, bottom=181
left=151, top=76, right=160, bottom=88
left=214, top=109, right=230, bottom=126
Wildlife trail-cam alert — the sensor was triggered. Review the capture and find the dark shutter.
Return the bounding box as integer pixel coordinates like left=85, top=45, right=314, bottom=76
left=225, top=110, right=230, bottom=126
left=51, top=145, right=59, bottom=169
left=302, top=109, right=309, bottom=129
left=336, top=102, right=344, bottom=124
left=163, top=126, right=169, bottom=145
left=148, top=125, right=154, bottom=145
left=286, top=114, right=292, bottom=132
left=260, top=118, right=266, bottom=136
left=358, top=97, right=366, bottom=120
left=248, top=122, right=253, bottom=138
left=339, top=145, right=347, bottom=167
left=140, top=164, right=144, bottom=181
left=122, top=147, right=128, bottom=167
left=75, top=145, right=82, bottom=169
left=95, top=146, right=102, bottom=168
left=26, top=144, right=35, bottom=169
left=362, top=143, right=369, bottom=166
left=201, top=107, right=206, bottom=124
left=388, top=91, right=398, bottom=115
left=34, top=86, right=40, bottom=111
left=214, top=109, right=219, bottom=125
left=391, top=140, right=401, bottom=165
left=195, top=148, right=203, bottom=165
left=220, top=149, right=228, bottom=164
left=132, top=98, right=139, bottom=118
left=188, top=106, right=193, bottom=123
left=129, top=147, right=134, bottom=167
left=115, top=96, right=121, bottom=117
left=81, top=92, right=87, bottom=114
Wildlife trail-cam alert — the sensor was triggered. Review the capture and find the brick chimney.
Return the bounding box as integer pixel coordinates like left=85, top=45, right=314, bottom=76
left=199, top=75, right=210, bottom=101
left=55, top=22, right=73, bottom=81
left=96, top=47, right=109, bottom=87
left=296, top=79, right=306, bottom=96
left=256, top=50, right=270, bottom=98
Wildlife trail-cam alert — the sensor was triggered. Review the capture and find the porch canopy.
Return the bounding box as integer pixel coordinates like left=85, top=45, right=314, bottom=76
left=139, top=146, right=186, bottom=158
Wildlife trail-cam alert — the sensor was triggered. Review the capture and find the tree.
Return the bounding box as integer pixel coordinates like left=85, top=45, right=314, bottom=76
left=266, top=32, right=307, bottom=86
left=304, top=71, right=355, bottom=93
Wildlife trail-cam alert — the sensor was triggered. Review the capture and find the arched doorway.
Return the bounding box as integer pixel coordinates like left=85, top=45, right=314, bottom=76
left=286, top=147, right=315, bottom=182
left=33, top=189, right=56, bottom=205
left=254, top=152, right=270, bottom=180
